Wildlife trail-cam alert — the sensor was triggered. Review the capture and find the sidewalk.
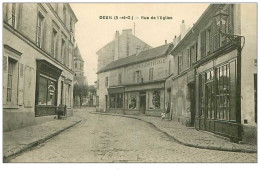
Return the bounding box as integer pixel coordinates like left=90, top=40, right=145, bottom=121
left=3, top=116, right=82, bottom=160
left=92, top=112, right=257, bottom=153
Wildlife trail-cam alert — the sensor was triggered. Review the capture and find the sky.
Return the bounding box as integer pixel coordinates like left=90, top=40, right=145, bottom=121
left=70, top=3, right=209, bottom=85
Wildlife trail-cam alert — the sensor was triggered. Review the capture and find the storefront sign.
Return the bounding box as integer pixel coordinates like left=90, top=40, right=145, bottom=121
left=127, top=58, right=165, bottom=70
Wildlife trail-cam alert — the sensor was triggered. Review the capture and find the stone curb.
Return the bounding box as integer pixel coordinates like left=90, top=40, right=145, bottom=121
left=91, top=112, right=257, bottom=153
left=3, top=119, right=82, bottom=162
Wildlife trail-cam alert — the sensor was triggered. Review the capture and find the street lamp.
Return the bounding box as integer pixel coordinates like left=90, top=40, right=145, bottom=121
left=213, top=7, right=245, bottom=48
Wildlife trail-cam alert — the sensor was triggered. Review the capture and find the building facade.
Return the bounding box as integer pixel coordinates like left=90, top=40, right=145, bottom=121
left=165, top=4, right=257, bottom=143
left=97, top=43, right=174, bottom=116
left=3, top=3, right=77, bottom=131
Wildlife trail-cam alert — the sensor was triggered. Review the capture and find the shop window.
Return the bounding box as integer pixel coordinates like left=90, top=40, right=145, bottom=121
left=110, top=93, right=123, bottom=108
left=149, top=91, right=160, bottom=109
left=199, top=64, right=230, bottom=121
left=37, top=75, right=57, bottom=106
left=215, top=64, right=230, bottom=120
left=205, top=69, right=214, bottom=119
left=128, top=95, right=137, bottom=109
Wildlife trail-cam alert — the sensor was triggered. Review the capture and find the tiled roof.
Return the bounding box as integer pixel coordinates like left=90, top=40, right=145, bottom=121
left=98, top=43, right=172, bottom=73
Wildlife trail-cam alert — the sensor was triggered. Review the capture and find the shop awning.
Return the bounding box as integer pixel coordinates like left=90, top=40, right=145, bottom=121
left=36, top=59, right=62, bottom=80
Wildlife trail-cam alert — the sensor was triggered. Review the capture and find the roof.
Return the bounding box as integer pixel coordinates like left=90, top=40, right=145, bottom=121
left=97, top=43, right=173, bottom=73
left=171, top=4, right=221, bottom=54
left=74, top=45, right=84, bottom=61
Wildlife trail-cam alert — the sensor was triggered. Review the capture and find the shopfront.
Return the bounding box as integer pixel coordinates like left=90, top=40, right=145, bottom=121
left=195, top=44, right=241, bottom=141
left=35, top=59, right=62, bottom=116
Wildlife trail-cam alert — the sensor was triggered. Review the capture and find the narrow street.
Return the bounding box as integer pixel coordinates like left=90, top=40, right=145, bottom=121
left=9, top=108, right=256, bottom=163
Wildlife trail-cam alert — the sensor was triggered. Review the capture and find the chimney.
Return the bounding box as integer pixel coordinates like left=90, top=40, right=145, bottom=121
left=173, top=35, right=177, bottom=46
left=180, top=20, right=186, bottom=40
left=165, top=40, right=167, bottom=45
left=114, top=31, right=119, bottom=61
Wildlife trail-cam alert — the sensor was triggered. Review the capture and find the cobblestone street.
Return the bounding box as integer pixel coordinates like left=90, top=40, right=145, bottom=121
left=9, top=108, right=257, bottom=163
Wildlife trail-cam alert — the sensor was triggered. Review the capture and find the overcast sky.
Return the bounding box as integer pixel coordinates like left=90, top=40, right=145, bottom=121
left=70, top=3, right=209, bottom=85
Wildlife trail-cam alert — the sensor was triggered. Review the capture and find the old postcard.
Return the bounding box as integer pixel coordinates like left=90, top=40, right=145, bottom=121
left=2, top=3, right=257, bottom=164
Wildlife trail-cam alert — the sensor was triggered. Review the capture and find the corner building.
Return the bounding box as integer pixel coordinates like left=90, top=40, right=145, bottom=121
left=165, top=4, right=257, bottom=143
left=3, top=3, right=77, bottom=131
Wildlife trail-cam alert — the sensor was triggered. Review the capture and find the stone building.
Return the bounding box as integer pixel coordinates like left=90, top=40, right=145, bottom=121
left=165, top=4, right=257, bottom=143
left=96, top=29, right=152, bottom=71
left=3, top=3, right=77, bottom=131
left=97, top=43, right=174, bottom=116
left=96, top=29, right=152, bottom=111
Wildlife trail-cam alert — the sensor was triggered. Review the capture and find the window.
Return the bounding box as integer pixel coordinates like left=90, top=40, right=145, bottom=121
left=149, top=68, right=153, bottom=81
left=61, top=38, right=66, bottom=62
left=178, top=53, right=183, bottom=74
left=38, top=75, right=57, bottom=106
left=105, top=77, right=108, bottom=87
left=37, top=12, right=44, bottom=48
left=134, top=70, right=142, bottom=83
left=7, top=59, right=16, bottom=102
left=51, top=28, right=58, bottom=58
left=206, top=28, right=212, bottom=54
left=75, top=62, right=77, bottom=68
left=11, top=3, right=16, bottom=27
left=200, top=30, right=206, bottom=58
left=118, top=73, right=122, bottom=85
left=109, top=93, right=123, bottom=108
left=187, top=48, right=191, bottom=68
left=148, top=91, right=160, bottom=109
left=70, top=16, right=73, bottom=32
left=128, top=95, right=137, bottom=109
left=199, top=64, right=230, bottom=121
left=215, top=64, right=230, bottom=120
left=63, top=5, right=67, bottom=24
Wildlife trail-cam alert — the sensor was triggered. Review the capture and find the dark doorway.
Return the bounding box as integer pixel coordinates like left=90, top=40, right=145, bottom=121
left=167, top=88, right=172, bottom=120
left=140, top=92, right=146, bottom=114
left=60, top=81, right=64, bottom=104
left=188, top=83, right=195, bottom=126
left=105, top=95, right=108, bottom=112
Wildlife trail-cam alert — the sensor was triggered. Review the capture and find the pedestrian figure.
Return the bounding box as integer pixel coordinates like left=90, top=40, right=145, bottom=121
left=165, top=102, right=170, bottom=120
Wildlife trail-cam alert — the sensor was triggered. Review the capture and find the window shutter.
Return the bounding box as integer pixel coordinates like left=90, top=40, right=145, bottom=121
left=18, top=63, right=24, bottom=105
left=3, top=56, right=7, bottom=71
left=3, top=56, right=8, bottom=105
